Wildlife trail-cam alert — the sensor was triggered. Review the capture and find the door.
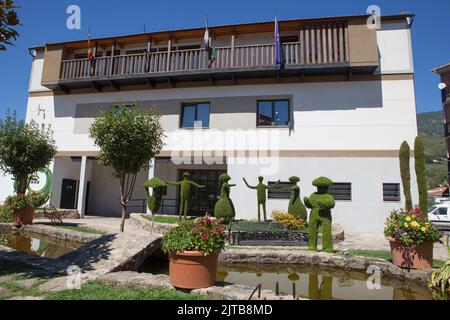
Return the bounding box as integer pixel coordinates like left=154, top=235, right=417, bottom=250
left=177, top=170, right=226, bottom=217
left=60, top=179, right=77, bottom=209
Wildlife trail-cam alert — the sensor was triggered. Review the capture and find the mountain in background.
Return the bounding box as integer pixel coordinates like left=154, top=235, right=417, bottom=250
left=417, top=111, right=447, bottom=189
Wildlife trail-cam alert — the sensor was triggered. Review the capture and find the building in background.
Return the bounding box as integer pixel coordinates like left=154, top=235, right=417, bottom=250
left=0, top=12, right=419, bottom=234
left=433, top=63, right=450, bottom=186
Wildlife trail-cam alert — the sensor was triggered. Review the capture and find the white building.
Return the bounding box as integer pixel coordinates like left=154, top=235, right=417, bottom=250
left=1, top=13, right=419, bottom=233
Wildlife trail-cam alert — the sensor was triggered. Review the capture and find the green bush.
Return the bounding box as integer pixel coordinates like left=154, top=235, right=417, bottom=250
left=399, top=141, right=412, bottom=210
left=162, top=216, right=225, bottom=255
left=0, top=205, right=13, bottom=223
left=414, top=137, right=428, bottom=214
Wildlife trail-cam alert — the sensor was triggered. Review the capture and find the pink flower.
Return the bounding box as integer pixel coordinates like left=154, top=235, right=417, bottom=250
left=202, top=234, right=209, bottom=240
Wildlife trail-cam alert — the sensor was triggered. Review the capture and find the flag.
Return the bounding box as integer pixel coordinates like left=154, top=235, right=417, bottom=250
left=204, top=19, right=216, bottom=68
left=274, top=15, right=282, bottom=70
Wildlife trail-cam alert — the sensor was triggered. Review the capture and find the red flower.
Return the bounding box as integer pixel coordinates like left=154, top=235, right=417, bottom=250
left=205, top=219, right=212, bottom=225
left=202, top=234, right=209, bottom=240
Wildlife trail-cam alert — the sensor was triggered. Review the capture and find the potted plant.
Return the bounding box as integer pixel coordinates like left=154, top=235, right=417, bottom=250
left=162, top=215, right=226, bottom=289
left=384, top=207, right=441, bottom=269
left=4, top=191, right=46, bottom=225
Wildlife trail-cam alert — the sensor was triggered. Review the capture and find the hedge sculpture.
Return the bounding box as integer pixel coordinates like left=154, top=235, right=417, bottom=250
left=414, top=137, right=428, bottom=214
left=399, top=141, right=412, bottom=210
left=166, top=172, right=205, bottom=220
left=304, top=177, right=335, bottom=253
left=284, top=176, right=307, bottom=221
left=144, top=177, right=167, bottom=215
left=214, top=174, right=236, bottom=223
left=243, top=177, right=280, bottom=222
left=308, top=274, right=333, bottom=300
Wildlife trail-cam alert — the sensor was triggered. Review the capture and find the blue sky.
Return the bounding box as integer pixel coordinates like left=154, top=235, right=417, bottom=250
left=0, top=0, right=449, bottom=119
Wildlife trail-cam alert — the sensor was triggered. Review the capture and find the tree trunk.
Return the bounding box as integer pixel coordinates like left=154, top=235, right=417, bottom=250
left=120, top=201, right=127, bottom=232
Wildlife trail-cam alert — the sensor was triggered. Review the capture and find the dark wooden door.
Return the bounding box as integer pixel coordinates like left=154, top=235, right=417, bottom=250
left=60, top=179, right=77, bottom=209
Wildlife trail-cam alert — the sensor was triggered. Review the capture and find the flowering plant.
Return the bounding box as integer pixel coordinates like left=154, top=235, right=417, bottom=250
left=384, top=207, right=441, bottom=245
left=162, top=215, right=226, bottom=255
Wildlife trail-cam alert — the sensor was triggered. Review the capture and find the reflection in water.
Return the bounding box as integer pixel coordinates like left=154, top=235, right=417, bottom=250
left=0, top=232, right=81, bottom=259
left=141, top=259, right=445, bottom=300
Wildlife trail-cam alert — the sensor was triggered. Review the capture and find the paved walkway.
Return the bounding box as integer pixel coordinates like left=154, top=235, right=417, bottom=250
left=336, top=233, right=449, bottom=261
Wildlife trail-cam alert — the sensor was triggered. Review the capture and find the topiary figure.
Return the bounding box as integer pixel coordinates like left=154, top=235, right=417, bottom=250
left=284, top=176, right=307, bottom=221
left=243, top=176, right=280, bottom=222
left=414, top=137, right=428, bottom=214
left=399, top=141, right=412, bottom=210
left=214, top=174, right=236, bottom=223
left=144, top=177, right=167, bottom=214
left=166, top=172, right=205, bottom=221
left=304, top=177, right=335, bottom=253
left=308, top=274, right=333, bottom=300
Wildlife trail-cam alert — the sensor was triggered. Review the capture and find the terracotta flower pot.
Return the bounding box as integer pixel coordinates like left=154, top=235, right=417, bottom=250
left=388, top=238, right=433, bottom=269
left=169, top=251, right=218, bottom=289
left=13, top=207, right=35, bottom=225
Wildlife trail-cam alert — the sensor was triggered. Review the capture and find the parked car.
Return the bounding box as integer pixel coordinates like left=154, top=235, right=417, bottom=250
left=428, top=203, right=450, bottom=231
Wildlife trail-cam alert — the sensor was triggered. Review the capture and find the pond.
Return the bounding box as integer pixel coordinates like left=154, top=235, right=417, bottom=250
left=0, top=231, right=82, bottom=259
left=141, top=258, right=443, bottom=300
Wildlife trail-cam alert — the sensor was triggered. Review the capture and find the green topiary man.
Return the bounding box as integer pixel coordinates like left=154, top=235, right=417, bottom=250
left=243, top=176, right=280, bottom=223
left=214, top=174, right=236, bottom=223
left=166, top=172, right=205, bottom=221
left=304, top=177, right=335, bottom=253
left=281, top=176, right=307, bottom=221
left=144, top=177, right=167, bottom=215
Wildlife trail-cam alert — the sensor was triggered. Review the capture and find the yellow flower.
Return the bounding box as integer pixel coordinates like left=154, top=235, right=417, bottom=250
left=421, top=227, right=427, bottom=232
left=411, top=221, right=420, bottom=228
left=405, top=216, right=412, bottom=222
left=403, top=222, right=409, bottom=228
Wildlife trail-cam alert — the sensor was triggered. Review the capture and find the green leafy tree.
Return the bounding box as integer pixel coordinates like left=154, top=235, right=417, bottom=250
left=0, top=0, right=20, bottom=51
left=414, top=137, right=428, bottom=214
left=0, top=111, right=56, bottom=195
left=89, top=106, right=164, bottom=232
left=399, top=141, right=412, bottom=210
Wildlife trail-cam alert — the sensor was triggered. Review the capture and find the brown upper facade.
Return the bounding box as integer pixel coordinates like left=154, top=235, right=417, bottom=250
left=37, top=13, right=414, bottom=93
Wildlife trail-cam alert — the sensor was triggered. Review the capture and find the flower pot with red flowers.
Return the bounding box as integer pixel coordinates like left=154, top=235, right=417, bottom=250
left=162, top=215, right=225, bottom=289
left=384, top=207, right=441, bottom=269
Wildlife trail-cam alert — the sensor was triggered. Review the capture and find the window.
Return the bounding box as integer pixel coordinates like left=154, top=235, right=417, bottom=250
left=436, top=207, right=448, bottom=215
left=383, top=183, right=400, bottom=202
left=181, top=103, right=210, bottom=128
left=268, top=182, right=292, bottom=199
left=329, top=183, right=352, bottom=201
left=257, top=100, right=290, bottom=127
left=111, top=104, right=135, bottom=113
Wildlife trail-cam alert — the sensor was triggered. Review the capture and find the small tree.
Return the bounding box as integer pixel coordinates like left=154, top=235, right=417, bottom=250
left=89, top=106, right=164, bottom=232
left=0, top=111, right=56, bottom=195
left=0, top=0, right=21, bottom=51
left=414, top=136, right=428, bottom=214
left=399, top=141, right=412, bottom=210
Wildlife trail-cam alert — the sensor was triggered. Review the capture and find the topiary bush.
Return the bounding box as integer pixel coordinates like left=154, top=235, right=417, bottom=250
left=144, top=177, right=167, bottom=214
left=414, top=137, right=428, bottom=214
left=304, top=177, right=335, bottom=253
left=214, top=174, right=236, bottom=223
left=399, top=141, right=412, bottom=210
left=286, top=176, right=307, bottom=221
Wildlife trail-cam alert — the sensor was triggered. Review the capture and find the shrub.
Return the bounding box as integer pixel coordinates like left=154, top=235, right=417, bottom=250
left=0, top=205, right=13, bottom=223
left=399, top=141, right=412, bottom=210
left=272, top=210, right=307, bottom=230
left=384, top=207, right=441, bottom=245
left=162, top=215, right=225, bottom=255
left=414, top=137, right=428, bottom=214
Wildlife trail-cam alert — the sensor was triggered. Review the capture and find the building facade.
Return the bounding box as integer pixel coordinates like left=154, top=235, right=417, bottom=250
left=0, top=13, right=419, bottom=234
left=433, top=62, right=450, bottom=185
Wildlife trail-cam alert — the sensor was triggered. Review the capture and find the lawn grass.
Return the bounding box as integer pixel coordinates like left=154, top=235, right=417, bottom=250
left=45, top=280, right=207, bottom=300
left=347, top=249, right=446, bottom=268
left=142, top=215, right=181, bottom=224
left=54, top=225, right=107, bottom=236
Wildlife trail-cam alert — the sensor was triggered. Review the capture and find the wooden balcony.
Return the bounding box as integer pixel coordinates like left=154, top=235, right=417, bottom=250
left=41, top=19, right=380, bottom=92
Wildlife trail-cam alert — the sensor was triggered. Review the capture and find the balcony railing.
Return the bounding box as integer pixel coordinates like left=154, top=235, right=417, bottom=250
left=60, top=39, right=349, bottom=81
